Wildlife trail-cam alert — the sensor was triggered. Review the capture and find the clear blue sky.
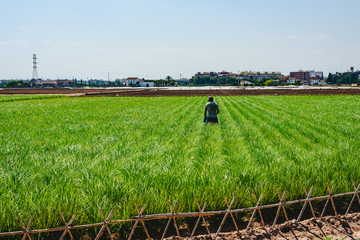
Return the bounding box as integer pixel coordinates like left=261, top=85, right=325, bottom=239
left=0, top=0, right=359, bottom=80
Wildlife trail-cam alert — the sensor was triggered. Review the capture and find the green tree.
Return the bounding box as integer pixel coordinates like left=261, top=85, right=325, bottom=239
left=264, top=80, right=272, bottom=86
left=327, top=73, right=334, bottom=84
left=6, top=81, right=30, bottom=88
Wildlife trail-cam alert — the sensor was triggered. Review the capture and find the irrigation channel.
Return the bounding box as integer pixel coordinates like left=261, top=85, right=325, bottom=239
left=1, top=182, right=359, bottom=239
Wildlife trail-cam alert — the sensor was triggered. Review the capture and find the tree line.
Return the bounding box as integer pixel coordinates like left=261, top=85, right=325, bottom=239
left=327, top=72, right=359, bottom=85
left=5, top=81, right=31, bottom=88
left=189, top=76, right=290, bottom=86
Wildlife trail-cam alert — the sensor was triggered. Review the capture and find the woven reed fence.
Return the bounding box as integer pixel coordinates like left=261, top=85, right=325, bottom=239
left=1, top=181, right=359, bottom=240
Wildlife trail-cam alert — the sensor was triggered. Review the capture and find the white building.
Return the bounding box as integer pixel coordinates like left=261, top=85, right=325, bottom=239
left=287, top=78, right=296, bottom=84
left=139, top=82, right=154, bottom=87
left=240, top=80, right=253, bottom=85
left=310, top=79, right=320, bottom=85
left=121, top=77, right=154, bottom=87
left=120, top=77, right=143, bottom=86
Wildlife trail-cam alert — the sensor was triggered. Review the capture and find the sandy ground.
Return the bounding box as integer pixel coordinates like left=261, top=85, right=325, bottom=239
left=165, top=213, right=360, bottom=240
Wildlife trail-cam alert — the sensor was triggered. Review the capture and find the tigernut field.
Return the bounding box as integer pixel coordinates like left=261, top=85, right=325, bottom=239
left=1, top=94, right=360, bottom=233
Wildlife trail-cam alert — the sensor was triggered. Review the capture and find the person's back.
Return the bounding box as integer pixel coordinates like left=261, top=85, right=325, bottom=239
left=204, top=96, right=219, bottom=124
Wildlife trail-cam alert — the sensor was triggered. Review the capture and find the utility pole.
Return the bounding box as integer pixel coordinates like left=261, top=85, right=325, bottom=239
left=30, top=54, right=38, bottom=87
left=108, top=72, right=110, bottom=86
left=32, top=54, right=38, bottom=80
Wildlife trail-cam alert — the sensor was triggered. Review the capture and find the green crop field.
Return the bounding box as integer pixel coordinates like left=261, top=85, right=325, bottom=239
left=1, top=95, right=360, bottom=234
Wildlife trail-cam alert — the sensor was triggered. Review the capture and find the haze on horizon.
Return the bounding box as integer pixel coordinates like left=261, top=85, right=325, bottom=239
left=0, top=0, right=359, bottom=80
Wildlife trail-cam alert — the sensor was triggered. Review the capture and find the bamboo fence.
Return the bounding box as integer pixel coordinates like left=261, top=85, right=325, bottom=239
left=1, top=181, right=359, bottom=240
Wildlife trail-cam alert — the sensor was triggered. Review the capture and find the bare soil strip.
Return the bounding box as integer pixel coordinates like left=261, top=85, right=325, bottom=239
left=165, top=213, right=360, bottom=240
left=0, top=88, right=137, bottom=95
left=88, top=88, right=360, bottom=97
left=1, top=87, right=360, bottom=96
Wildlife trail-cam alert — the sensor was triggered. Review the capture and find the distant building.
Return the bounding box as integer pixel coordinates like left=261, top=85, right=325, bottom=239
left=238, top=71, right=282, bottom=80
left=290, top=71, right=310, bottom=82
left=217, top=71, right=237, bottom=78
left=194, top=72, right=217, bottom=78
left=193, top=71, right=282, bottom=81
left=310, top=79, right=320, bottom=85
left=278, top=76, right=289, bottom=83
left=88, top=79, right=108, bottom=85
left=240, top=80, right=253, bottom=85
left=56, top=79, right=76, bottom=87
left=114, top=79, right=123, bottom=85
left=31, top=78, right=42, bottom=85
left=121, top=77, right=143, bottom=86
left=287, top=78, right=296, bottom=84
left=139, top=82, right=154, bottom=87
left=309, top=71, right=323, bottom=80
left=290, top=70, right=323, bottom=84
left=42, top=81, right=57, bottom=87
left=120, top=77, right=154, bottom=87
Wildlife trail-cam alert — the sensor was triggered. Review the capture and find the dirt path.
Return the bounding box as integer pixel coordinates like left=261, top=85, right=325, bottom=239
left=86, top=88, right=360, bottom=97
left=171, top=213, right=360, bottom=240
left=0, top=87, right=138, bottom=95
left=1, top=87, right=360, bottom=97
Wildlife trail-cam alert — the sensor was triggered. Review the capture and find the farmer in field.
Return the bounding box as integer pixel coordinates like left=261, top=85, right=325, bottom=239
left=204, top=96, right=219, bottom=124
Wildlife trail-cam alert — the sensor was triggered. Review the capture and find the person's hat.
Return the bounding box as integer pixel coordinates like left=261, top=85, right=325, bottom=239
left=208, top=96, right=214, bottom=102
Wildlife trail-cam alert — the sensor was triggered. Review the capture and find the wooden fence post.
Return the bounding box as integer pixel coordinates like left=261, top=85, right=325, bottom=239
left=272, top=191, right=286, bottom=227
left=19, top=217, right=33, bottom=240
left=321, top=184, right=337, bottom=219
left=345, top=181, right=360, bottom=216
left=128, top=204, right=150, bottom=240
left=59, top=213, right=75, bottom=240
left=95, top=207, right=114, bottom=240
left=297, top=187, right=316, bottom=222
left=161, top=201, right=180, bottom=240
left=246, top=193, right=263, bottom=230
left=216, top=197, right=237, bottom=237
left=190, top=200, right=211, bottom=239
